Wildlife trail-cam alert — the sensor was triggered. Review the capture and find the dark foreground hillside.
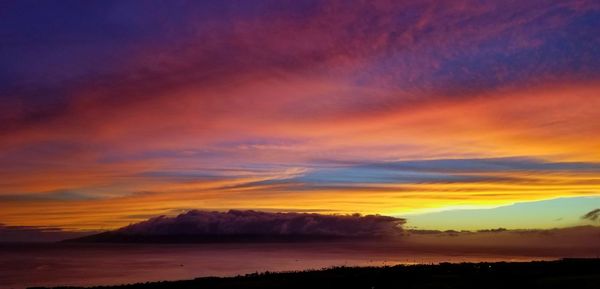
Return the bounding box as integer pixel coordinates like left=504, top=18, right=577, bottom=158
left=31, top=259, right=600, bottom=289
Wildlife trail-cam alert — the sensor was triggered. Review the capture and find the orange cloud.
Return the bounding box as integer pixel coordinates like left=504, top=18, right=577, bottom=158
left=1, top=0, right=599, bottom=230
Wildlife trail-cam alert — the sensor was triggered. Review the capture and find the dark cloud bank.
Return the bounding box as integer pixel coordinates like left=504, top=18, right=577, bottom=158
left=68, top=210, right=406, bottom=243
left=582, top=208, right=600, bottom=222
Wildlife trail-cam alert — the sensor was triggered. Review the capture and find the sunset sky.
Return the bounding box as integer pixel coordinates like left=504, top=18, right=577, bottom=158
left=1, top=0, right=599, bottom=231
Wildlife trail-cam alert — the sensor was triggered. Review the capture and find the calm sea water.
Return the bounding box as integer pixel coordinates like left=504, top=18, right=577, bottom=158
left=0, top=241, right=555, bottom=289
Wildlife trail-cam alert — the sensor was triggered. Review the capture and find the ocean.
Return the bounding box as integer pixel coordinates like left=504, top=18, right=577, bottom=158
left=0, top=241, right=558, bottom=289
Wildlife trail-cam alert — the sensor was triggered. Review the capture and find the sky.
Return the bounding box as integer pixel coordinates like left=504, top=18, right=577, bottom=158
left=1, top=0, right=599, bottom=232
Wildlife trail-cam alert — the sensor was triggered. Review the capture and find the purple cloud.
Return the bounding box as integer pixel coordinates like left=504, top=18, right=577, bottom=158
left=75, top=210, right=405, bottom=242
left=122, top=210, right=404, bottom=236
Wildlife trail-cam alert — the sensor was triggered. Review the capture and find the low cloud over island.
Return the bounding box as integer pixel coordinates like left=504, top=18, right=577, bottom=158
left=68, top=210, right=406, bottom=243
left=4, top=209, right=599, bottom=259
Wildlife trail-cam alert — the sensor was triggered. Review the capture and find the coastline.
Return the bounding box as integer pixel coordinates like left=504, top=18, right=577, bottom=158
left=27, top=259, right=600, bottom=289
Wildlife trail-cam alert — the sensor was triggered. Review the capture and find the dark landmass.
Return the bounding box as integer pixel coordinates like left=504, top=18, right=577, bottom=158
left=30, top=259, right=600, bottom=289
left=63, top=210, right=404, bottom=243
left=64, top=232, right=363, bottom=243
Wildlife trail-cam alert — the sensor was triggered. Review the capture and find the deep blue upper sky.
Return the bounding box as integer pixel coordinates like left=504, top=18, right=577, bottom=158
left=1, top=0, right=599, bottom=230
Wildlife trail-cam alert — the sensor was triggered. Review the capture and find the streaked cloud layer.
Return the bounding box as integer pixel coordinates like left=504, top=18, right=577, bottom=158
left=1, top=0, right=599, bottom=230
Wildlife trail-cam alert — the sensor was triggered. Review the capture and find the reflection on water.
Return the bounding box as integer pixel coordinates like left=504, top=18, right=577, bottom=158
left=0, top=241, right=554, bottom=289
